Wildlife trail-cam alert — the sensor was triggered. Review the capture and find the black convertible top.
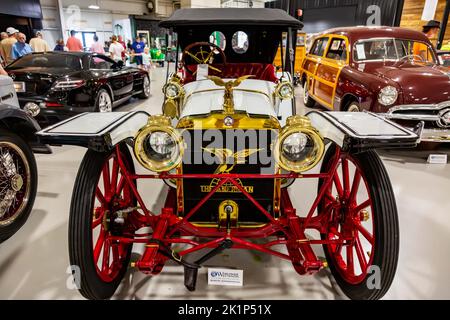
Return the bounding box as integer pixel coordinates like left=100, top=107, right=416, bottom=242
left=159, top=8, right=303, bottom=29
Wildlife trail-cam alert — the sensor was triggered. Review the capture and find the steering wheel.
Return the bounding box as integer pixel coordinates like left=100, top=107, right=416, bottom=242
left=181, top=42, right=226, bottom=76
left=399, top=54, right=425, bottom=63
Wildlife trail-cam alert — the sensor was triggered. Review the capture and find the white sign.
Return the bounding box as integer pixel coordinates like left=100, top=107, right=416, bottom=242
left=422, top=0, right=438, bottom=21
left=427, top=154, right=448, bottom=164
left=356, top=44, right=367, bottom=60
left=196, top=64, right=209, bottom=81
left=208, top=268, right=243, bottom=287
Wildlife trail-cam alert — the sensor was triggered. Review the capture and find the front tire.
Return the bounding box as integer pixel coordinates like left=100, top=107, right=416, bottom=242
left=346, top=101, right=361, bottom=112
left=69, top=144, right=137, bottom=299
left=319, top=145, right=399, bottom=300
left=302, top=79, right=315, bottom=108
left=0, top=129, right=37, bottom=243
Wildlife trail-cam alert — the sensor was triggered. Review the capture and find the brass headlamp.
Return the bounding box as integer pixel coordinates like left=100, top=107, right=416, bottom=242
left=274, top=115, right=324, bottom=173
left=274, top=81, right=294, bottom=100
left=134, top=115, right=184, bottom=172
left=162, top=79, right=185, bottom=119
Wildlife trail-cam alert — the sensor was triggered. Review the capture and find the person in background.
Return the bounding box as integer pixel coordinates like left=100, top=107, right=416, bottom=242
left=108, top=35, right=124, bottom=62
left=0, top=64, right=7, bottom=76
left=0, top=32, right=7, bottom=41
left=142, top=47, right=153, bottom=74
left=414, top=20, right=441, bottom=61
left=54, top=39, right=66, bottom=51
left=1, top=27, right=19, bottom=65
left=90, top=35, right=105, bottom=54
left=11, top=33, right=32, bottom=60
left=66, top=30, right=83, bottom=52
left=131, top=36, right=145, bottom=69
left=118, top=35, right=126, bottom=61
left=29, top=31, right=50, bottom=53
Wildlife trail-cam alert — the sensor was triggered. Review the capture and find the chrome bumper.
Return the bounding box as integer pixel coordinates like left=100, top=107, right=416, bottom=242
left=386, top=102, right=450, bottom=143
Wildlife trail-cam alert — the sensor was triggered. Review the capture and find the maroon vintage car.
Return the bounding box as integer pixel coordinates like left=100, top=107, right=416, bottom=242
left=301, top=26, right=450, bottom=142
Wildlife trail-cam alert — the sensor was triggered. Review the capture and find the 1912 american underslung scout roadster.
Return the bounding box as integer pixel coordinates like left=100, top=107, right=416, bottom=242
left=38, top=9, right=419, bottom=300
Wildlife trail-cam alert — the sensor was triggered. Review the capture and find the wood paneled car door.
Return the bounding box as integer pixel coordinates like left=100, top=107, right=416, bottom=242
left=303, top=36, right=349, bottom=109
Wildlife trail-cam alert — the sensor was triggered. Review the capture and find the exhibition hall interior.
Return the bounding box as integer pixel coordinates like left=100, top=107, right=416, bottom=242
left=0, top=0, right=449, bottom=301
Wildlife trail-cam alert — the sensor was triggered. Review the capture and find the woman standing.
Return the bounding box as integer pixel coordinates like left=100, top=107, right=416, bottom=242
left=108, top=35, right=124, bottom=62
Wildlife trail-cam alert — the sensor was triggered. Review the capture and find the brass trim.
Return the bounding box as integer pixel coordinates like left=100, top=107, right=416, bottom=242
left=134, top=115, right=184, bottom=172
left=184, top=88, right=272, bottom=102
left=218, top=200, right=239, bottom=229
left=176, top=112, right=281, bottom=130
left=274, top=81, right=294, bottom=100
left=207, top=75, right=254, bottom=114
left=273, top=115, right=325, bottom=173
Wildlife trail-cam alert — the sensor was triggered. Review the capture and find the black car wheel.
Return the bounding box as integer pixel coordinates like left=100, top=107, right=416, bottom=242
left=95, top=89, right=112, bottom=113
left=303, top=80, right=315, bottom=108
left=138, top=75, right=150, bottom=99
left=0, top=129, right=38, bottom=243
left=319, top=144, right=399, bottom=300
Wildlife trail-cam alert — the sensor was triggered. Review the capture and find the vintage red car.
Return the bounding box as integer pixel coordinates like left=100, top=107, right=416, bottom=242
left=301, top=26, right=450, bottom=142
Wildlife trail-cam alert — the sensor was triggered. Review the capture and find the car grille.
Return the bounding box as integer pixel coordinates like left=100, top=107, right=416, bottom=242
left=387, top=104, right=450, bottom=129
left=180, top=129, right=277, bottom=225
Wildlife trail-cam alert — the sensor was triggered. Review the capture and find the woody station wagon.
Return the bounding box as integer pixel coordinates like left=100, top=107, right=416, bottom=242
left=301, top=26, right=450, bottom=142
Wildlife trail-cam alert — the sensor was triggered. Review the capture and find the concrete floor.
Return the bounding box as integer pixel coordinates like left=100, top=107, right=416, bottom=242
left=0, top=67, right=449, bottom=300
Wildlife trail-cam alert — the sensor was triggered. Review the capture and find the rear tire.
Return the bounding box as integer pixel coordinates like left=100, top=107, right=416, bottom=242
left=95, top=89, right=112, bottom=113
left=319, top=144, right=399, bottom=300
left=302, top=79, right=315, bottom=108
left=138, top=75, right=150, bottom=99
left=69, top=144, right=136, bottom=299
left=0, top=129, right=37, bottom=243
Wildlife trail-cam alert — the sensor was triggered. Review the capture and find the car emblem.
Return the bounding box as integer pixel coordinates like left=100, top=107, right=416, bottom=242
left=223, top=116, right=234, bottom=126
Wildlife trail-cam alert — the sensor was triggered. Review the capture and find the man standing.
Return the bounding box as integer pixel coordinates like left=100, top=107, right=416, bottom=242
left=11, top=33, right=33, bottom=60
left=414, top=20, right=440, bottom=61
left=0, top=27, right=19, bottom=65
left=29, top=31, right=51, bottom=53
left=131, top=36, right=145, bottom=69
left=66, top=30, right=83, bottom=52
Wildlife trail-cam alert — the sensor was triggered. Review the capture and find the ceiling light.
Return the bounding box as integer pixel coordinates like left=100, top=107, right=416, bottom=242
left=88, top=4, right=100, bottom=9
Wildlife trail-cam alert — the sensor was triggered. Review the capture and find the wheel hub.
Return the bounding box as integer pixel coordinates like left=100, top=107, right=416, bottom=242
left=10, top=174, right=23, bottom=192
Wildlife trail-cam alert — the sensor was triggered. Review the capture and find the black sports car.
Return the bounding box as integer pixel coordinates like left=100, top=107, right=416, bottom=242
left=5, top=52, right=151, bottom=128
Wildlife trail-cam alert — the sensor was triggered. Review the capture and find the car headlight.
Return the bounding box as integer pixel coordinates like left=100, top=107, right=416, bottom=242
left=53, top=79, right=86, bottom=90
left=163, top=82, right=183, bottom=99
left=275, top=81, right=294, bottom=100
left=438, top=108, right=450, bottom=127
left=274, top=116, right=324, bottom=173
left=23, top=102, right=40, bottom=117
left=134, top=115, right=183, bottom=172
left=378, top=86, right=398, bottom=106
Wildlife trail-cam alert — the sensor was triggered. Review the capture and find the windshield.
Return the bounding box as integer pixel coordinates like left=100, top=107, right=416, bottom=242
left=353, top=38, right=437, bottom=64
left=7, top=53, right=82, bottom=70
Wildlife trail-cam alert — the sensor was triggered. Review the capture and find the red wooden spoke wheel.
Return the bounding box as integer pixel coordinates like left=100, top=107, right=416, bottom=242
left=69, top=144, right=137, bottom=300
left=319, top=144, right=399, bottom=300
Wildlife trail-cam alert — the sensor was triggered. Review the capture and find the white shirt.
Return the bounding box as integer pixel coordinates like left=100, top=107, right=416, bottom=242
left=109, top=42, right=124, bottom=61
